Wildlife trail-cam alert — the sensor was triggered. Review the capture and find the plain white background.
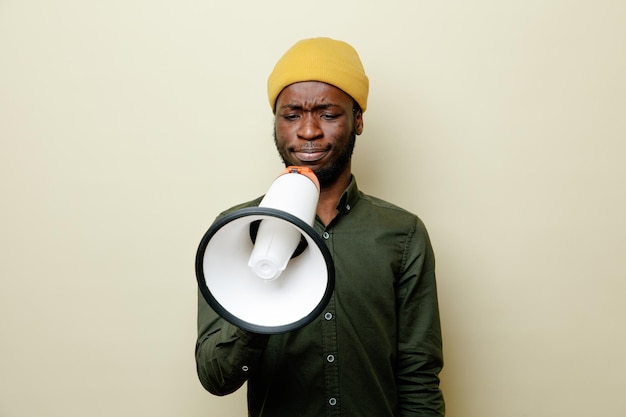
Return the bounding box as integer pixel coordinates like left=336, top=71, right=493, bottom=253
left=1, top=1, right=625, bottom=415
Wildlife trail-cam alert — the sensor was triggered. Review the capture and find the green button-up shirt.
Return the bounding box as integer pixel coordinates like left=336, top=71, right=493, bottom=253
left=196, top=176, right=445, bottom=416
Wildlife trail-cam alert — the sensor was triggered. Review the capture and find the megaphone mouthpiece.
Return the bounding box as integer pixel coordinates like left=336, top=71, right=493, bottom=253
left=248, top=166, right=320, bottom=280
left=257, top=166, right=319, bottom=223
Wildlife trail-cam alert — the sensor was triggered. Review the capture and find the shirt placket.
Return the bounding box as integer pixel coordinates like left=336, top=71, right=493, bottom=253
left=320, top=226, right=340, bottom=416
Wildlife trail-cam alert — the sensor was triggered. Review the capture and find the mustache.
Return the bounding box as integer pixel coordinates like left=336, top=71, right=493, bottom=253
left=292, top=142, right=330, bottom=152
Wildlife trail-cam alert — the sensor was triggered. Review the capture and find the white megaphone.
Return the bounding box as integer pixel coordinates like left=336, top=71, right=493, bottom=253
left=195, top=167, right=335, bottom=334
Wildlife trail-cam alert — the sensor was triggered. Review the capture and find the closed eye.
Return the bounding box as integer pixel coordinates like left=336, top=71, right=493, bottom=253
left=282, top=113, right=300, bottom=121
left=320, top=113, right=340, bottom=121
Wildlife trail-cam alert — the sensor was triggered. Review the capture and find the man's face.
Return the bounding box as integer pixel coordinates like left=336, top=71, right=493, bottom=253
left=273, top=81, right=363, bottom=187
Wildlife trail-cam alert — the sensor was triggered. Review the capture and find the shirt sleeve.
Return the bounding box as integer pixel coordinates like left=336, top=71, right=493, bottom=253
left=396, top=217, right=446, bottom=416
left=195, top=291, right=270, bottom=395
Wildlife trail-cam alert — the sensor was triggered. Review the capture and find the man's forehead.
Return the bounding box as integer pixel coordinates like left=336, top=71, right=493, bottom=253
left=276, top=81, right=353, bottom=109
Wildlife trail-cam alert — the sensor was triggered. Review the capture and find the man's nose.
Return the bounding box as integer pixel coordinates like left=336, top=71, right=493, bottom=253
left=297, top=114, right=323, bottom=140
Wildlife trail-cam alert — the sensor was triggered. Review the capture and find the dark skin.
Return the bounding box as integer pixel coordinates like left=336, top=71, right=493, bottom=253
left=274, top=81, right=364, bottom=225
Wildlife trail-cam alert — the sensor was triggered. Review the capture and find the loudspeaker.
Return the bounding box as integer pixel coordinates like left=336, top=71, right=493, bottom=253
left=195, top=167, right=335, bottom=334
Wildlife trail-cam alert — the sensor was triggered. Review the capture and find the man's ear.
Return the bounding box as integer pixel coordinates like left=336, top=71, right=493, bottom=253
left=354, top=110, right=364, bottom=135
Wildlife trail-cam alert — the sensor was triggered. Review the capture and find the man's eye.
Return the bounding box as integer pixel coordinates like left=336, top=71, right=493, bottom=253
left=321, top=114, right=339, bottom=120
left=283, top=114, right=299, bottom=121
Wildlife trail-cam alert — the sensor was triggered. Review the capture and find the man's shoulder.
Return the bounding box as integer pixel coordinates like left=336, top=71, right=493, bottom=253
left=218, top=196, right=264, bottom=217
left=358, top=193, right=425, bottom=229
left=358, top=193, right=415, bottom=217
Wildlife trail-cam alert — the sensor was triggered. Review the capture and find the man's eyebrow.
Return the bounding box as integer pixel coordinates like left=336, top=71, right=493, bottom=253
left=280, top=103, right=341, bottom=111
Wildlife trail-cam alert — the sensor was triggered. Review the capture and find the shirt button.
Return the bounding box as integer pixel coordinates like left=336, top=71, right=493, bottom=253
left=329, top=397, right=337, bottom=406
left=346, top=204, right=351, bottom=211
left=322, top=232, right=330, bottom=239
left=242, top=365, right=249, bottom=372
left=326, top=354, right=335, bottom=363
left=324, top=312, right=333, bottom=320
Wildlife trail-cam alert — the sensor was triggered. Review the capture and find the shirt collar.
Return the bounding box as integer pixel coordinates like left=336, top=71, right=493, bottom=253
left=336, top=175, right=361, bottom=216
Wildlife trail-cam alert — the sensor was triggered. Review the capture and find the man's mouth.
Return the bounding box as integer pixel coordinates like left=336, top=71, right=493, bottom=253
left=293, top=149, right=328, bottom=163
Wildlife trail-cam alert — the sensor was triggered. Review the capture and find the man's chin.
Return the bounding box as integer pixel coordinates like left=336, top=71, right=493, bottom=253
left=312, top=165, right=344, bottom=187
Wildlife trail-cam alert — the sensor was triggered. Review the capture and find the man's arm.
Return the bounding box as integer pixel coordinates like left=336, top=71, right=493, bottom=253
left=195, top=292, right=269, bottom=395
left=396, top=217, right=445, bottom=416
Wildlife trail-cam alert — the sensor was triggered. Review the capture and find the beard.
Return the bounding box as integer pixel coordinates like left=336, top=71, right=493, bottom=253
left=273, top=127, right=357, bottom=188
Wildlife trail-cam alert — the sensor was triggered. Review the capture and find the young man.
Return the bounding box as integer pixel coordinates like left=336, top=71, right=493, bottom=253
left=196, top=37, right=445, bottom=416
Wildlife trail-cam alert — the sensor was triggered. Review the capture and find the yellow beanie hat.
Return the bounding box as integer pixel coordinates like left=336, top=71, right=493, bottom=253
left=267, top=37, right=369, bottom=113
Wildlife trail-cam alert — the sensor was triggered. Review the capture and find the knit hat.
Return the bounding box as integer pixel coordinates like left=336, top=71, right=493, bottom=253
left=267, top=37, right=369, bottom=113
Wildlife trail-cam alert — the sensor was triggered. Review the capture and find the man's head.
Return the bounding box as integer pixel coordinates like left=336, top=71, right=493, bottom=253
left=267, top=38, right=369, bottom=187
left=267, top=37, right=369, bottom=114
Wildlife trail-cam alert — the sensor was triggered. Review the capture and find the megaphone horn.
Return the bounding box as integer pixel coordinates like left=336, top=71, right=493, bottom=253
left=195, top=167, right=335, bottom=334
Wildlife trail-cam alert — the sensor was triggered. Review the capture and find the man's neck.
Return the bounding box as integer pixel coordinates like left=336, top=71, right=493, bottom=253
left=316, top=171, right=351, bottom=226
